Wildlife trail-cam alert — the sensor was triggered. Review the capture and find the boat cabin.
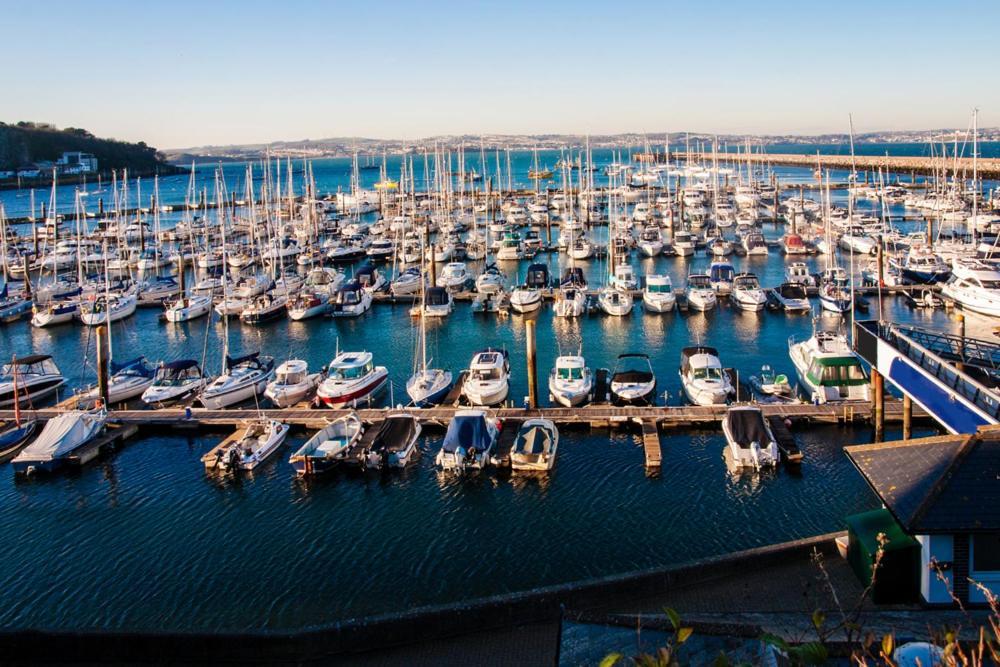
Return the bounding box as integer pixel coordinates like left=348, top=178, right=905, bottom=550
left=525, top=264, right=550, bottom=289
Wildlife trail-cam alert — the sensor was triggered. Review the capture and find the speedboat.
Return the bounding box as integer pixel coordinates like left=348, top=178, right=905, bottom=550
left=289, top=413, right=364, bottom=476
left=411, top=286, right=453, bottom=318
left=941, top=260, right=1000, bottom=317
left=638, top=226, right=663, bottom=257
left=788, top=330, right=870, bottom=404
left=164, top=294, right=212, bottom=322
left=265, top=359, right=323, bottom=407
left=732, top=273, right=767, bottom=311
left=362, top=413, right=422, bottom=469
left=205, top=418, right=289, bottom=472
left=510, top=419, right=559, bottom=472
left=436, top=262, right=469, bottom=292
left=741, top=231, right=769, bottom=256
left=461, top=348, right=510, bottom=407
left=435, top=410, right=500, bottom=471
left=643, top=274, right=676, bottom=312
left=510, top=282, right=541, bottom=313
left=722, top=407, right=780, bottom=471
left=391, top=267, right=423, bottom=296
left=331, top=280, right=372, bottom=317
left=316, top=351, right=388, bottom=408
left=685, top=274, right=717, bottom=311
left=0, top=355, right=66, bottom=408
left=548, top=355, right=593, bottom=407
left=141, top=360, right=207, bottom=406
left=772, top=282, right=811, bottom=313
left=709, top=261, right=735, bottom=295
left=475, top=264, right=506, bottom=295
left=679, top=346, right=733, bottom=406
left=199, top=352, right=275, bottom=409
left=355, top=262, right=387, bottom=293
left=287, top=292, right=331, bottom=321
left=609, top=353, right=656, bottom=406
left=12, top=407, right=107, bottom=476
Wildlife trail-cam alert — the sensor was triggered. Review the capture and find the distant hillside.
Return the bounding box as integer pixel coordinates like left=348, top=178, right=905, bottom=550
left=0, top=122, right=184, bottom=177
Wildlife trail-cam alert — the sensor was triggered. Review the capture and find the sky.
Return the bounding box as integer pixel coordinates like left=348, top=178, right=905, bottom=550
left=2, top=0, right=998, bottom=149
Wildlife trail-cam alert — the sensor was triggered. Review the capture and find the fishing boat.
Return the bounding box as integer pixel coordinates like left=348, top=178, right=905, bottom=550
left=205, top=418, right=289, bottom=472
left=316, top=351, right=388, bottom=408
left=685, top=274, right=717, bottom=311
left=461, top=348, right=510, bottom=407
left=643, top=274, right=676, bottom=312
left=548, top=355, right=593, bottom=407
left=772, top=283, right=811, bottom=312
left=199, top=352, right=275, bottom=409
left=164, top=294, right=212, bottom=322
left=609, top=353, right=656, bottom=406
left=788, top=329, right=870, bottom=403
left=722, top=407, right=780, bottom=471
left=435, top=410, right=500, bottom=471
left=0, top=355, right=65, bottom=408
left=362, top=413, right=422, bottom=469
left=331, top=280, right=372, bottom=317
left=289, top=413, right=363, bottom=476
left=12, top=407, right=107, bottom=476
left=679, top=346, right=733, bottom=406
left=141, top=360, right=207, bottom=406
left=265, top=359, right=323, bottom=407
left=732, top=273, right=767, bottom=311
left=510, top=419, right=559, bottom=472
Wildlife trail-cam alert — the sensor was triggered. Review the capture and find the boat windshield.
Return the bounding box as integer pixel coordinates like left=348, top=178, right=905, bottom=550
left=473, top=368, right=501, bottom=381
left=648, top=283, right=672, bottom=293
left=557, top=367, right=583, bottom=380
left=330, top=364, right=369, bottom=380
left=693, top=367, right=723, bottom=381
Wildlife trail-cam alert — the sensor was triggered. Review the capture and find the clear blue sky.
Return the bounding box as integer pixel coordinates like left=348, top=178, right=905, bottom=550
left=2, top=0, right=996, bottom=148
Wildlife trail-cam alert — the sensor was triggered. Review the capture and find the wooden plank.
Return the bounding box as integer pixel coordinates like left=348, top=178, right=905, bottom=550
left=641, top=419, right=662, bottom=468
left=767, top=415, right=802, bottom=464
left=200, top=426, right=244, bottom=468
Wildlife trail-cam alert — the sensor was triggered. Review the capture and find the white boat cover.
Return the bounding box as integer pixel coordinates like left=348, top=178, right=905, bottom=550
left=16, top=410, right=105, bottom=461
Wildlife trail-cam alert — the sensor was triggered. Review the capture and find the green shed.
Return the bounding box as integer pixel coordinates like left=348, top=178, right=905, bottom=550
left=845, top=509, right=920, bottom=604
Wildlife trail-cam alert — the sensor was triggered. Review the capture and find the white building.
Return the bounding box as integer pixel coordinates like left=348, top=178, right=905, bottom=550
left=56, top=151, right=98, bottom=173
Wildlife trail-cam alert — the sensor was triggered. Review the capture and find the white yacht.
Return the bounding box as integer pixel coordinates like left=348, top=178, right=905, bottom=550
left=437, top=262, right=469, bottom=292
left=548, top=355, right=593, bottom=407
left=164, top=294, right=212, bottom=322
left=264, top=359, right=323, bottom=408
left=941, top=260, right=1000, bottom=317
left=0, top=355, right=66, bottom=408
left=461, top=349, right=510, bottom=407
left=316, top=351, right=388, bottom=408
left=331, top=280, right=372, bottom=317
left=679, top=346, right=733, bottom=406
left=199, top=353, right=275, bottom=409
left=773, top=283, right=811, bottom=313
left=685, top=274, right=717, bottom=311
left=642, top=274, right=676, bottom=312
left=732, top=273, right=767, bottom=311
left=788, top=330, right=870, bottom=403
left=609, top=353, right=656, bottom=406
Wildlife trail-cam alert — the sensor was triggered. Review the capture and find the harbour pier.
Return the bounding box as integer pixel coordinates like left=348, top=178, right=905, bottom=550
left=677, top=150, right=1000, bottom=178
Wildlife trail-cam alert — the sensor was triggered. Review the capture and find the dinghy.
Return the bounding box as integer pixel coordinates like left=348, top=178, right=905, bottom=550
left=289, top=413, right=363, bottom=476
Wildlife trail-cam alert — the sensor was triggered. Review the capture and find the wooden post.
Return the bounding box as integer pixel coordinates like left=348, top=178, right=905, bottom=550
left=926, top=217, right=933, bottom=248
left=876, top=242, right=884, bottom=287
left=98, top=197, right=104, bottom=217
left=902, top=394, right=912, bottom=440
left=871, top=368, right=884, bottom=443
left=526, top=318, right=538, bottom=410
left=957, top=313, right=966, bottom=373
left=96, top=325, right=110, bottom=407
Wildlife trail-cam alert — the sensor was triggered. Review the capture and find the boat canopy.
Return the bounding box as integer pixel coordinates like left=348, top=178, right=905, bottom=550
left=373, top=415, right=418, bottom=451
left=710, top=263, right=735, bottom=281
left=778, top=283, right=807, bottom=299
left=162, top=359, right=199, bottom=371
left=725, top=408, right=769, bottom=450
left=425, top=287, right=450, bottom=306
left=680, top=346, right=720, bottom=374
left=226, top=352, right=262, bottom=370
left=17, top=411, right=103, bottom=461
left=10, top=354, right=53, bottom=365
left=613, top=354, right=654, bottom=382
left=442, top=413, right=493, bottom=454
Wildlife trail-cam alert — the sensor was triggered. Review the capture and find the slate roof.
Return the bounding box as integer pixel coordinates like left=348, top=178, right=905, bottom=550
left=845, top=431, right=1000, bottom=534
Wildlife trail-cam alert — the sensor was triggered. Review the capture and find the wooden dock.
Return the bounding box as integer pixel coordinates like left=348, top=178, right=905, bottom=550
left=640, top=420, right=662, bottom=469
left=65, top=422, right=139, bottom=466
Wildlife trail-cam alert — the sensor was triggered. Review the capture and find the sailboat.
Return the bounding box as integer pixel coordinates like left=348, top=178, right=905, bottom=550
left=406, top=286, right=453, bottom=407
left=0, top=360, right=39, bottom=462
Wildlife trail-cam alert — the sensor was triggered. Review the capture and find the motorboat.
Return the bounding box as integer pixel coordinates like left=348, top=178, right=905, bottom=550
left=895, top=246, right=951, bottom=284
left=598, top=286, right=633, bottom=316
left=722, top=407, right=780, bottom=471
left=355, top=262, right=387, bottom=293
left=0, top=418, right=37, bottom=464
left=391, top=267, right=424, bottom=296
left=709, top=261, right=735, bottom=295
left=782, top=234, right=808, bottom=255
left=265, top=359, right=323, bottom=407
left=671, top=230, right=696, bottom=256
left=643, top=274, right=676, bottom=312
left=548, top=355, right=593, bottom=407
left=331, top=280, right=372, bottom=317
left=610, top=263, right=638, bottom=291
left=839, top=226, right=878, bottom=255
left=785, top=262, right=815, bottom=287
left=11, top=407, right=107, bottom=476
left=89, top=356, right=156, bottom=403
left=289, top=413, right=364, bottom=476
left=362, top=413, right=422, bottom=469
left=732, top=273, right=767, bottom=311
left=609, top=353, right=656, bottom=406
left=788, top=330, right=870, bottom=403
left=941, top=260, right=1000, bottom=317
left=475, top=264, right=506, bottom=294
left=435, top=409, right=500, bottom=471
left=303, top=267, right=345, bottom=297
left=772, top=282, right=811, bottom=313
left=461, top=348, right=510, bottom=407
left=198, top=352, right=275, bottom=409
left=437, top=262, right=469, bottom=292
left=0, top=355, right=66, bottom=408
left=232, top=273, right=272, bottom=299
left=708, top=237, right=733, bottom=257
left=510, top=419, right=559, bottom=472
left=638, top=226, right=663, bottom=257
left=164, top=294, right=212, bottom=322
left=685, top=274, right=717, bottom=311
left=742, top=231, right=769, bottom=256
left=411, top=286, right=453, bottom=318
left=316, top=351, right=388, bottom=408
left=748, top=364, right=794, bottom=400
left=679, top=346, right=733, bottom=406
left=205, top=418, right=289, bottom=472
left=141, top=359, right=207, bottom=406
left=239, top=292, right=288, bottom=324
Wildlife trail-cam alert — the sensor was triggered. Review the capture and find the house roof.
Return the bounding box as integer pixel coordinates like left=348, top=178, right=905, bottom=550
left=845, top=430, right=1000, bottom=534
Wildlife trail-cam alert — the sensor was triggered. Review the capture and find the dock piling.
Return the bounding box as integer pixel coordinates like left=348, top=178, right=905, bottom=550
left=871, top=368, right=884, bottom=442
left=96, top=325, right=110, bottom=407
left=525, top=319, right=538, bottom=409
left=902, top=394, right=912, bottom=440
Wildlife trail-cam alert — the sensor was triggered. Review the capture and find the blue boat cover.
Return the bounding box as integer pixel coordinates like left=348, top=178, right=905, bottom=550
left=111, top=356, right=149, bottom=374
left=442, top=414, right=492, bottom=454
left=163, top=359, right=199, bottom=371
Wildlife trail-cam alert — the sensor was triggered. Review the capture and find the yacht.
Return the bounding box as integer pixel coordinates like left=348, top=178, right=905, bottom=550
left=510, top=419, right=560, bottom=472
left=475, top=264, right=506, bottom=294
left=90, top=356, right=156, bottom=403
left=722, top=407, right=780, bottom=471
left=199, top=353, right=275, bottom=409
left=548, top=355, right=593, bottom=407
left=0, top=355, right=66, bottom=408
left=264, top=359, right=323, bottom=407
left=643, top=274, right=676, bottom=312
left=31, top=300, right=79, bottom=328
left=772, top=282, right=811, bottom=313
left=732, top=273, right=767, bottom=311
left=437, top=262, right=469, bottom=292
left=941, top=260, right=1000, bottom=317
left=685, top=274, right=717, bottom=311
left=461, top=348, right=510, bottom=407
left=164, top=294, right=212, bottom=322
left=896, top=246, right=951, bottom=284
left=239, top=292, right=288, bottom=325
left=331, top=280, right=372, bottom=317
left=788, top=330, right=870, bottom=403
left=391, top=267, right=424, bottom=296
left=141, top=360, right=207, bottom=406
left=709, top=261, right=735, bottom=295
left=638, top=226, right=663, bottom=257
left=435, top=409, right=500, bottom=471
left=839, top=227, right=878, bottom=255
left=742, top=231, right=769, bottom=256
left=785, top=262, right=815, bottom=287
left=316, top=351, right=388, bottom=408
left=679, top=346, right=733, bottom=406
left=598, top=286, right=633, bottom=316
left=672, top=230, right=696, bottom=256
left=609, top=353, right=656, bottom=406
left=355, top=262, right=387, bottom=293
left=289, top=413, right=364, bottom=476
left=287, top=292, right=331, bottom=321
left=412, top=286, right=453, bottom=318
